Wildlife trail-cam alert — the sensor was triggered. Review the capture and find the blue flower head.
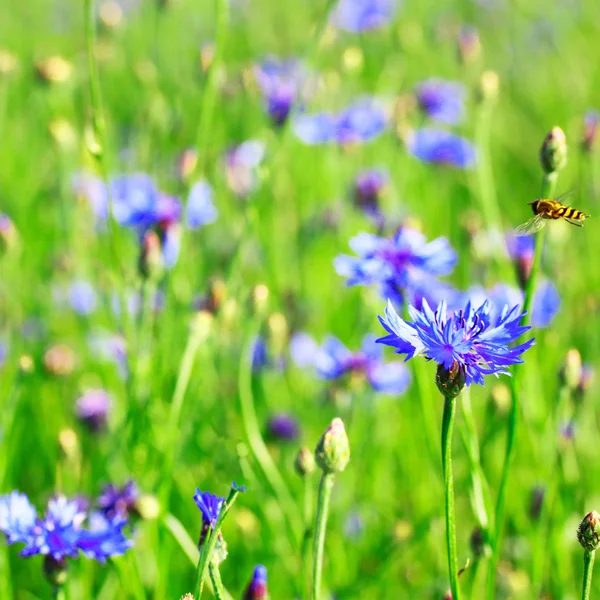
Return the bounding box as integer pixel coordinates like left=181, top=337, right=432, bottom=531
left=293, top=98, right=387, bottom=145
left=97, top=481, right=139, bottom=520
left=75, top=389, right=112, bottom=432
left=187, top=180, right=218, bottom=229
left=0, top=492, right=132, bottom=563
left=407, top=128, right=476, bottom=168
left=531, top=279, right=560, bottom=328
left=255, top=58, right=305, bottom=126
left=244, top=564, right=268, bottom=600
left=225, top=140, right=265, bottom=198
left=334, top=227, right=457, bottom=308
left=193, top=490, right=224, bottom=526
left=313, top=334, right=411, bottom=395
left=330, top=0, right=399, bottom=32
left=377, top=298, right=534, bottom=386
left=415, top=79, right=466, bottom=124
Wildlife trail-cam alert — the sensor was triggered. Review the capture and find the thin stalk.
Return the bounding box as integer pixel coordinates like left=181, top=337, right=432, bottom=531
left=193, top=486, right=241, bottom=599
left=301, top=475, right=313, bottom=597
left=487, top=169, right=558, bottom=598
left=208, top=563, right=225, bottom=600
left=239, top=329, right=302, bottom=544
left=53, top=586, right=66, bottom=600
left=582, top=550, right=595, bottom=600
left=312, top=473, right=335, bottom=600
left=441, top=394, right=461, bottom=600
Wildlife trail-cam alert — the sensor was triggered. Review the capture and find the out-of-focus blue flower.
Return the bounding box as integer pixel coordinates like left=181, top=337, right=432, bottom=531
left=232, top=482, right=247, bottom=493
left=225, top=140, right=265, bottom=198
left=88, top=330, right=128, bottom=379
left=407, top=128, right=476, bottom=168
left=255, top=58, right=305, bottom=126
left=334, top=227, right=457, bottom=307
left=344, top=510, right=365, bottom=540
left=377, top=298, right=534, bottom=386
left=160, top=224, right=181, bottom=269
left=506, top=232, right=534, bottom=287
left=0, top=492, right=132, bottom=563
left=415, top=79, right=466, bottom=124
left=243, top=564, right=268, bottom=600
left=75, top=389, right=112, bottom=432
left=69, top=280, right=97, bottom=316
left=531, top=279, right=560, bottom=328
left=187, top=180, right=218, bottom=229
left=293, top=98, right=387, bottom=145
left=559, top=419, right=576, bottom=441
left=250, top=336, right=269, bottom=372
left=353, top=168, right=388, bottom=223
left=330, top=0, right=399, bottom=32
left=193, top=490, right=224, bottom=526
left=314, top=334, right=411, bottom=394
left=290, top=332, right=320, bottom=368
left=583, top=109, right=600, bottom=151
left=97, top=481, right=139, bottom=520
left=267, top=413, right=300, bottom=441
left=0, top=341, right=7, bottom=368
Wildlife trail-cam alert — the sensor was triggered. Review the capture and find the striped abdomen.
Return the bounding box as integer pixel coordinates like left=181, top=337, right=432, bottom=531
left=553, top=205, right=587, bottom=221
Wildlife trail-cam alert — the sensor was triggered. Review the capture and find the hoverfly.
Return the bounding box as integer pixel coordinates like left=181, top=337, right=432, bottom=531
left=515, top=193, right=590, bottom=235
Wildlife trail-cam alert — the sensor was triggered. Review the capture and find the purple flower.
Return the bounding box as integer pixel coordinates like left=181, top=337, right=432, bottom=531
left=330, top=0, right=399, bottom=32
left=97, top=481, right=139, bottom=520
left=187, top=180, right=218, bottom=229
left=407, top=128, right=476, bottom=168
left=290, top=332, right=320, bottom=367
left=0, top=492, right=132, bottom=563
left=193, top=490, right=224, bottom=526
left=415, top=79, right=466, bottom=124
left=377, top=298, right=534, bottom=386
left=225, top=140, right=265, bottom=198
left=293, top=98, right=387, bottom=145
left=87, top=330, right=128, bottom=379
left=250, top=336, right=269, bottom=372
left=255, top=58, right=305, bottom=126
left=334, top=227, right=457, bottom=307
left=353, top=168, right=389, bottom=223
left=267, top=413, right=300, bottom=441
left=314, top=335, right=411, bottom=394
left=244, top=565, right=268, bottom=600
left=75, top=389, right=112, bottom=432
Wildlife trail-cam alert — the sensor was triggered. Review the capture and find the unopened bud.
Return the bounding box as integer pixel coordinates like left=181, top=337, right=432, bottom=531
left=200, top=42, right=215, bottom=74
left=178, top=147, right=199, bottom=182
left=44, top=344, right=76, bottom=376
left=294, top=447, right=316, bottom=477
left=252, top=284, right=269, bottom=315
left=315, top=417, right=350, bottom=474
left=578, top=511, right=600, bottom=552
left=457, top=26, right=480, bottom=64
left=243, top=564, right=268, bottom=600
left=268, top=312, right=288, bottom=356
left=44, top=556, right=68, bottom=587
left=19, top=355, right=34, bottom=375
left=180, top=595, right=194, bottom=600
left=99, top=1, right=123, bottom=30
left=559, top=348, right=582, bottom=391
left=477, top=71, right=499, bottom=104
left=0, top=49, right=18, bottom=77
left=540, top=126, right=567, bottom=174
left=135, top=494, right=160, bottom=520
left=582, top=110, right=599, bottom=153
left=35, top=56, right=73, bottom=84
left=58, top=428, right=79, bottom=461
left=436, top=361, right=466, bottom=399
left=530, top=486, right=545, bottom=521
left=138, top=230, right=164, bottom=281
left=49, top=118, right=77, bottom=151
left=191, top=310, right=213, bottom=342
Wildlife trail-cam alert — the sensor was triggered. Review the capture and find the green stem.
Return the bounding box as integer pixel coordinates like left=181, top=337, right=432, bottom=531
left=301, top=475, right=313, bottom=597
left=582, top=550, right=596, bottom=600
left=312, top=473, right=335, bottom=600
left=239, top=329, right=302, bottom=544
left=158, top=316, right=207, bottom=507
left=208, top=563, right=225, bottom=600
left=194, top=486, right=241, bottom=599
left=441, top=394, right=461, bottom=600
left=53, top=585, right=66, bottom=600
left=487, top=169, right=558, bottom=598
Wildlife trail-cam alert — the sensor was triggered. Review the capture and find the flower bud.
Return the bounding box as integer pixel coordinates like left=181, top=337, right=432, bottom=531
left=268, top=312, right=288, bottom=357
left=457, top=26, right=481, bottom=64
left=267, top=413, right=299, bottom=442
left=529, top=486, right=545, bottom=521
left=49, top=118, right=78, bottom=152
left=178, top=147, right=199, bottom=182
left=576, top=364, right=595, bottom=401
left=44, top=344, right=76, bottom=376
left=477, top=71, right=499, bottom=104
left=19, top=355, right=34, bottom=375
left=0, top=49, right=18, bottom=77
left=243, top=565, right=268, bottom=600
left=578, top=511, right=600, bottom=551
left=138, top=230, right=164, bottom=281
left=582, top=110, right=599, bottom=153
left=180, top=595, right=194, bottom=600
left=470, top=527, right=486, bottom=558
left=99, top=1, right=123, bottom=30
left=58, top=428, right=79, bottom=462
left=35, top=56, right=73, bottom=84
left=540, top=126, right=567, bottom=174
left=135, top=494, right=160, bottom=520
left=436, top=361, right=466, bottom=399
left=44, top=556, right=68, bottom=587
left=315, top=418, right=350, bottom=474
left=252, top=284, right=270, bottom=316
left=76, top=389, right=112, bottom=432
left=0, top=213, right=19, bottom=253
left=559, top=348, right=582, bottom=391
left=294, top=447, right=316, bottom=477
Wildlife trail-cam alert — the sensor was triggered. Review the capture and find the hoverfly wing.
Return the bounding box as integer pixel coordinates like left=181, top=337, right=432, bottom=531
left=555, top=189, right=574, bottom=203
left=515, top=215, right=546, bottom=235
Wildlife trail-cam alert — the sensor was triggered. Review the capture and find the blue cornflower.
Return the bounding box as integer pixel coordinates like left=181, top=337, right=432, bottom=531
left=334, top=227, right=457, bottom=307
left=187, top=180, right=218, bottom=229
left=267, top=413, right=300, bottom=441
left=0, top=492, right=132, bottom=563
left=97, top=481, right=139, bottom=520
left=293, top=98, right=387, bottom=145
left=193, top=490, right=224, bottom=526
left=531, top=279, right=560, bottom=328
left=310, top=334, right=411, bottom=394
left=75, top=389, right=113, bottom=432
left=407, top=128, right=476, bottom=168
left=290, top=332, right=320, bottom=368
left=377, top=298, right=534, bottom=386
left=330, top=0, right=399, bottom=33
left=87, top=330, right=128, bottom=379
left=243, top=565, right=268, bottom=600
left=225, top=140, right=265, bottom=198
left=255, top=57, right=305, bottom=126
left=353, top=168, right=389, bottom=223
left=506, top=231, right=534, bottom=287
left=583, top=109, right=600, bottom=151
left=415, top=79, right=466, bottom=124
